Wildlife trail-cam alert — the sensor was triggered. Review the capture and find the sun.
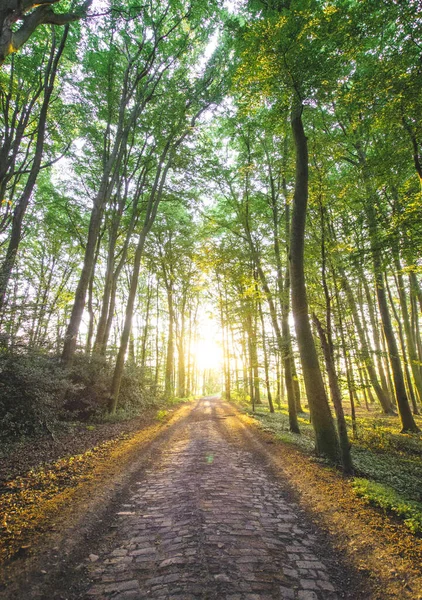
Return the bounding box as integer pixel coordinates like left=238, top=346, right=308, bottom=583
left=192, top=316, right=223, bottom=371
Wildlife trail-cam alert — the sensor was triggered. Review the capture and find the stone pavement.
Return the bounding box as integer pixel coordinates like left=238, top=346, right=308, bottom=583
left=83, top=398, right=339, bottom=600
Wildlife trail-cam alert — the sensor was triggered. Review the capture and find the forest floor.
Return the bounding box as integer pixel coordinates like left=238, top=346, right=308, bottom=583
left=0, top=397, right=421, bottom=600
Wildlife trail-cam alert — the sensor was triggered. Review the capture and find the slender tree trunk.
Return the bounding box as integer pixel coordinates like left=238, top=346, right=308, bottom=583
left=224, top=285, right=232, bottom=401
left=85, top=261, right=95, bottom=355
left=177, top=309, right=186, bottom=398
left=0, top=29, right=68, bottom=313
left=313, top=315, right=353, bottom=473
left=241, top=331, right=249, bottom=400
left=356, top=144, right=419, bottom=431
left=154, top=285, right=160, bottom=390
left=341, top=272, right=394, bottom=413
left=373, top=266, right=419, bottom=431
left=248, top=247, right=299, bottom=430
left=32, top=256, right=56, bottom=348
left=164, top=286, right=175, bottom=398
left=289, top=101, right=339, bottom=460
left=108, top=231, right=148, bottom=411
left=317, top=203, right=352, bottom=471
left=230, top=323, right=240, bottom=396
left=63, top=182, right=111, bottom=364
left=258, top=299, right=274, bottom=413
left=140, top=280, right=153, bottom=368
left=94, top=225, right=119, bottom=354
left=268, top=165, right=302, bottom=414
left=276, top=354, right=282, bottom=408
left=386, top=275, right=420, bottom=415
left=394, top=259, right=422, bottom=404
left=409, top=273, right=422, bottom=371
left=251, top=315, right=261, bottom=405
left=245, top=309, right=255, bottom=410
left=62, top=99, right=134, bottom=364
left=362, top=274, right=391, bottom=399
left=333, top=278, right=358, bottom=437
left=216, top=272, right=231, bottom=401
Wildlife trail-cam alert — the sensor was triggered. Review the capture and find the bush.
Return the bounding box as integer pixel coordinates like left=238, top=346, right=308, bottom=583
left=118, top=363, right=164, bottom=412
left=0, top=351, right=67, bottom=440
left=63, top=353, right=112, bottom=419
left=0, top=349, right=168, bottom=440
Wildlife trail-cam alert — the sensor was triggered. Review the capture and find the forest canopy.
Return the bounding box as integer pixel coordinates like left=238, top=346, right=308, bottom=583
left=0, top=0, right=421, bottom=474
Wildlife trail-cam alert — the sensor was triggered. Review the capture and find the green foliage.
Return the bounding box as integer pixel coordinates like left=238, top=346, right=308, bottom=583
left=118, top=363, right=164, bottom=413
left=352, top=446, right=422, bottom=502
left=247, top=405, right=315, bottom=452
left=156, top=409, right=168, bottom=421
left=353, top=478, right=422, bottom=535
left=0, top=352, right=67, bottom=439
left=64, top=354, right=112, bottom=419
left=354, top=417, right=422, bottom=457
left=0, top=350, right=169, bottom=438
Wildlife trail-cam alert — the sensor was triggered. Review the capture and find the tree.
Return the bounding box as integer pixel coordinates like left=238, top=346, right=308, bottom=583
left=0, top=0, right=90, bottom=65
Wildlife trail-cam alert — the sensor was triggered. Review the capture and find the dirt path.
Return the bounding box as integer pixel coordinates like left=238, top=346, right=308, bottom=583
left=1, top=398, right=369, bottom=599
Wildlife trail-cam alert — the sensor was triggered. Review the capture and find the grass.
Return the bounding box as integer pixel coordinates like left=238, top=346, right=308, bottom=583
left=242, top=401, right=422, bottom=535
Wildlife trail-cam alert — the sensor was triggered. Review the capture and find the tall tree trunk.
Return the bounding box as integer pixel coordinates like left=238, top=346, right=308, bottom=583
left=357, top=144, right=419, bottom=432
left=164, top=286, right=175, bottom=398
left=409, top=273, right=422, bottom=370
left=93, top=222, right=119, bottom=354
left=62, top=87, right=135, bottom=364
left=224, top=285, right=232, bottom=401
left=85, top=260, right=95, bottom=355
left=290, top=102, right=339, bottom=460
left=335, top=285, right=358, bottom=438
left=373, top=265, right=419, bottom=431
left=217, top=272, right=231, bottom=401
left=140, top=280, right=153, bottom=368
left=0, top=28, right=68, bottom=313
left=276, top=353, right=282, bottom=408
left=244, top=309, right=256, bottom=410
left=362, top=274, right=391, bottom=399
left=154, top=285, right=160, bottom=390
left=258, top=299, right=274, bottom=413
left=267, top=158, right=302, bottom=414
left=341, top=272, right=394, bottom=413
left=394, top=259, right=422, bottom=404
left=63, top=174, right=114, bottom=364
left=317, top=202, right=352, bottom=471
left=247, top=242, right=299, bottom=430
left=177, top=309, right=186, bottom=398
left=313, top=315, right=353, bottom=473
left=386, top=275, right=420, bottom=415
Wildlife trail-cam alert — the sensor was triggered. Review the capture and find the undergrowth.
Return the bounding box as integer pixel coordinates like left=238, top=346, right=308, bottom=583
left=0, top=350, right=196, bottom=440
left=242, top=402, right=422, bottom=535
left=352, top=478, right=422, bottom=534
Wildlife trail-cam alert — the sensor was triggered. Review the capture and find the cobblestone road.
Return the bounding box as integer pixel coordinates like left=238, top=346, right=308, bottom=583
left=84, top=398, right=339, bottom=600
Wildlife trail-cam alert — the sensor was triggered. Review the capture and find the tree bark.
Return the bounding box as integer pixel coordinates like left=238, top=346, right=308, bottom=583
left=340, top=272, right=394, bottom=413
left=313, top=315, right=353, bottom=473
left=289, top=101, right=339, bottom=461
left=0, top=28, right=68, bottom=312
left=258, top=299, right=275, bottom=413
left=394, top=259, right=422, bottom=404
left=0, top=0, right=90, bottom=65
